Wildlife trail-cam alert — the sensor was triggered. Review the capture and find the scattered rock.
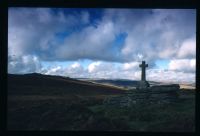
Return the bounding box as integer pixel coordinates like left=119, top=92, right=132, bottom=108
left=103, top=84, right=180, bottom=107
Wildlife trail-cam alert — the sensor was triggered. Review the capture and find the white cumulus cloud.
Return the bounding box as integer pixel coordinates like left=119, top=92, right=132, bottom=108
left=178, top=37, right=196, bottom=58
left=168, top=59, right=196, bottom=72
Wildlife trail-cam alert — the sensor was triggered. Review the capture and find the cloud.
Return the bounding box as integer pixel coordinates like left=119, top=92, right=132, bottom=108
left=147, top=69, right=195, bottom=83
left=73, top=61, right=140, bottom=79
left=88, top=61, right=101, bottom=73
left=55, top=20, right=119, bottom=61
left=168, top=59, right=196, bottom=72
left=8, top=55, right=41, bottom=74
left=8, top=8, right=196, bottom=83
left=87, top=61, right=119, bottom=79
left=9, top=8, right=196, bottom=63
left=122, top=62, right=139, bottom=70
left=177, top=37, right=196, bottom=58
left=43, top=66, right=62, bottom=75
left=77, top=9, right=194, bottom=62
left=40, top=60, right=195, bottom=83
left=41, top=62, right=85, bottom=78
left=81, top=11, right=90, bottom=24
left=70, top=62, right=81, bottom=69
left=8, top=8, right=91, bottom=58
left=41, top=60, right=140, bottom=79
left=120, top=9, right=196, bottom=61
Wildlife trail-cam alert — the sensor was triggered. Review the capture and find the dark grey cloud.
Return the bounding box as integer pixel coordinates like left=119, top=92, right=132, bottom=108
left=8, top=8, right=196, bottom=62
left=8, top=55, right=41, bottom=74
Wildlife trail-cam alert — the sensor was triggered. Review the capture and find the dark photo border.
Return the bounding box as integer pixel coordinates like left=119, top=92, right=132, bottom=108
left=0, top=0, right=199, bottom=136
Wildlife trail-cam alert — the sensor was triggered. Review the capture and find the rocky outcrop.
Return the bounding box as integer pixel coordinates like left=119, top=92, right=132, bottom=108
left=103, top=84, right=180, bottom=107
left=150, top=84, right=180, bottom=92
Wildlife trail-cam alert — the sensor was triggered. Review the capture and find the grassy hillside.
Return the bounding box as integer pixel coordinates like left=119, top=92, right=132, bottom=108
left=8, top=73, right=125, bottom=96
left=7, top=73, right=195, bottom=131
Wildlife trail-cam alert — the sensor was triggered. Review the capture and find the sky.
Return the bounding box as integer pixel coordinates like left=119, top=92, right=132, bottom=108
left=8, top=8, right=196, bottom=83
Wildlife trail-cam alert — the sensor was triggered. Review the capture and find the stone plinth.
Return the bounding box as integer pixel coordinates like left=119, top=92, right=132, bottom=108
left=136, top=81, right=150, bottom=90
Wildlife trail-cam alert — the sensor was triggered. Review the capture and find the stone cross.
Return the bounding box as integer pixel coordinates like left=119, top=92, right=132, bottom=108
left=139, top=61, right=148, bottom=81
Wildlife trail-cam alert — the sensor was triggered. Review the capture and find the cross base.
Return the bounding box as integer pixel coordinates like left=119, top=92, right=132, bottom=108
left=137, top=81, right=150, bottom=90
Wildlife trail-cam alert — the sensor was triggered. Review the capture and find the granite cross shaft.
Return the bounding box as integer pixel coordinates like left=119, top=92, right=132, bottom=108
left=139, top=61, right=148, bottom=81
